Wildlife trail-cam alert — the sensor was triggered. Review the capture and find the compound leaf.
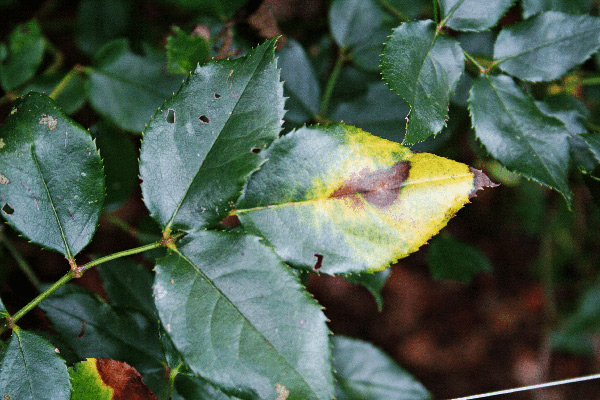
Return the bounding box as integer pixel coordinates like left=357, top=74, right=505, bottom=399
left=439, top=0, right=514, bottom=31
left=381, top=20, right=464, bottom=144
left=0, top=93, right=104, bottom=258
left=0, top=20, right=45, bottom=91
left=0, top=329, right=71, bottom=400
left=236, top=124, right=496, bottom=274
left=154, top=230, right=333, bottom=400
left=469, top=74, right=572, bottom=204
left=332, top=336, right=431, bottom=400
left=140, top=39, right=284, bottom=233
left=494, top=11, right=600, bottom=82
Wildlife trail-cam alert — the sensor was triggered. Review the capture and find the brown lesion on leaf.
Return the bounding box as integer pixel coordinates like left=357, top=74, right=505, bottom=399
left=96, top=358, right=158, bottom=400
left=329, top=161, right=411, bottom=209
left=468, top=167, right=499, bottom=199
left=39, top=114, right=58, bottom=130
left=313, top=253, right=324, bottom=271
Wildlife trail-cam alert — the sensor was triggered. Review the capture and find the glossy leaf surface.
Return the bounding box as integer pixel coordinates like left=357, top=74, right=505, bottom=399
left=329, top=0, right=386, bottom=49
left=494, top=11, right=600, bottom=82
left=332, top=336, right=431, bottom=400
left=439, top=0, right=514, bottom=31
left=0, top=20, right=45, bottom=91
left=469, top=74, right=572, bottom=204
left=154, top=230, right=333, bottom=400
left=0, top=93, right=104, bottom=257
left=0, top=329, right=71, bottom=400
left=426, top=235, right=492, bottom=282
left=86, top=39, right=182, bottom=132
left=381, top=20, right=464, bottom=144
left=166, top=26, right=210, bottom=74
left=140, top=39, right=284, bottom=233
left=237, top=124, right=495, bottom=274
left=522, top=0, right=593, bottom=18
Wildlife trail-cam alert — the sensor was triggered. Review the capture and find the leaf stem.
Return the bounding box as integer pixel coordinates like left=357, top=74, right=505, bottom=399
left=377, top=0, right=408, bottom=21
left=49, top=64, right=88, bottom=100
left=318, top=49, right=346, bottom=119
left=433, top=0, right=440, bottom=24
left=0, top=229, right=42, bottom=290
left=0, top=238, right=172, bottom=335
left=463, top=49, right=487, bottom=74
left=104, top=213, right=140, bottom=238
left=438, top=0, right=466, bottom=28
left=42, top=39, right=64, bottom=75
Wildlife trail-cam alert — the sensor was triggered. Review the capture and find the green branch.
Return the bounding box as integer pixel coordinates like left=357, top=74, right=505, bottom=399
left=318, top=49, right=346, bottom=119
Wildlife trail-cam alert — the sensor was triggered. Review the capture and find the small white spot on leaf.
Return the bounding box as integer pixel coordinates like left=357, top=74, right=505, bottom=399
left=10, top=107, right=17, bottom=115
left=39, top=114, right=58, bottom=130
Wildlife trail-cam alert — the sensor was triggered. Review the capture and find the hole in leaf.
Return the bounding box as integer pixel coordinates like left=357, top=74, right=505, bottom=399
left=166, top=109, right=175, bottom=123
left=199, top=115, right=210, bottom=123
left=313, top=253, right=323, bottom=271
left=2, top=203, right=14, bottom=215
left=250, top=147, right=261, bottom=154
left=214, top=93, right=221, bottom=99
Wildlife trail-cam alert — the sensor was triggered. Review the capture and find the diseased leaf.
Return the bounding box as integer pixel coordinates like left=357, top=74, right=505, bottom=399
left=469, top=74, right=572, bottom=204
left=154, top=230, right=333, bottom=400
left=0, top=93, right=104, bottom=258
left=439, top=0, right=514, bottom=32
left=522, top=0, right=593, bottom=18
left=344, top=269, right=390, bottom=311
left=75, top=0, right=133, bottom=55
left=166, top=26, right=210, bottom=74
left=236, top=124, right=496, bottom=274
left=39, top=285, right=167, bottom=396
left=0, top=20, right=45, bottom=91
left=332, top=336, right=431, bottom=400
left=140, top=39, right=284, bottom=233
left=494, top=11, right=600, bottom=82
left=0, top=329, right=71, bottom=400
left=426, top=234, right=492, bottom=282
left=381, top=20, right=464, bottom=144
left=70, top=358, right=157, bottom=400
left=86, top=39, right=183, bottom=132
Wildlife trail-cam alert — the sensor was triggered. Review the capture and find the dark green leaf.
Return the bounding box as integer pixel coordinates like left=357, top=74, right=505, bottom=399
left=0, top=20, right=45, bottom=91
left=0, top=93, right=105, bottom=258
left=332, top=81, right=409, bottom=142
left=39, top=285, right=167, bottom=396
left=383, top=0, right=430, bottom=19
left=381, top=20, right=464, bottom=144
left=92, top=121, right=138, bottom=210
left=494, top=11, right=600, bottom=82
left=75, top=0, right=133, bottom=55
left=344, top=269, right=390, bottom=311
left=581, top=135, right=600, bottom=164
left=278, top=39, right=320, bottom=124
left=439, top=0, right=514, bottom=31
left=237, top=124, right=495, bottom=274
left=426, top=234, right=492, bottom=282
left=582, top=171, right=600, bottom=207
left=20, top=71, right=86, bottom=115
left=154, top=230, right=333, bottom=400
left=329, top=0, right=386, bottom=49
left=140, top=39, right=284, bottom=233
left=332, top=336, right=431, bottom=400
left=159, top=0, right=248, bottom=19
left=97, top=258, right=156, bottom=319
left=174, top=374, right=242, bottom=400
left=86, top=39, right=183, bottom=132
left=522, top=0, right=593, bottom=18
left=0, top=329, right=71, bottom=400
left=166, top=26, right=210, bottom=74
left=469, top=74, right=572, bottom=204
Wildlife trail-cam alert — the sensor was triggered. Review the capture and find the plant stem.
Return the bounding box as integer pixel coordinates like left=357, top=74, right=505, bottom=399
left=49, top=65, right=88, bottom=100
left=0, top=239, right=168, bottom=335
left=318, top=49, right=345, bottom=119
left=43, top=39, right=64, bottom=75
left=0, top=229, right=42, bottom=290
left=463, top=49, right=487, bottom=74
left=433, top=0, right=440, bottom=24
left=377, top=0, right=408, bottom=21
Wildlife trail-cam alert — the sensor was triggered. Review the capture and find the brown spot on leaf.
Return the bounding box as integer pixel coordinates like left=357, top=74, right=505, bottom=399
left=220, top=215, right=240, bottom=228
left=96, top=358, right=158, bottom=400
left=39, top=114, right=57, bottom=130
left=468, top=167, right=499, bottom=199
left=329, top=161, right=410, bottom=208
left=313, top=253, right=323, bottom=271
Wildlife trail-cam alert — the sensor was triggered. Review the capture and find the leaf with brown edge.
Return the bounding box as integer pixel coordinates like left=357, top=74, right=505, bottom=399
left=236, top=124, right=497, bottom=275
left=70, top=358, right=157, bottom=400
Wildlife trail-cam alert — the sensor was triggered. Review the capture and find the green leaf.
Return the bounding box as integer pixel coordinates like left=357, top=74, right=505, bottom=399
left=332, top=336, right=431, bottom=400
left=426, top=234, right=492, bottom=282
left=439, top=0, right=514, bottom=31
left=154, top=230, right=333, bottom=400
left=522, top=0, right=593, bottom=18
left=0, top=329, right=71, bottom=400
left=278, top=39, right=320, bottom=124
left=344, top=269, right=390, bottom=311
left=468, top=74, right=572, bottom=204
left=329, top=0, right=386, bottom=49
left=0, top=20, right=45, bottom=91
left=174, top=374, right=242, bottom=400
left=75, top=0, right=133, bottom=55
left=20, top=71, right=86, bottom=115
left=381, top=20, right=464, bottom=144
left=383, top=0, right=431, bottom=19
left=70, top=358, right=157, bottom=400
left=166, top=26, right=210, bottom=74
left=494, top=11, right=600, bottom=82
left=39, top=285, right=167, bottom=396
left=159, top=0, right=248, bottom=19
left=581, top=134, right=600, bottom=164
left=86, top=39, right=183, bottom=132
left=140, top=39, right=284, bottom=233
left=0, top=93, right=105, bottom=258
left=236, top=124, right=496, bottom=274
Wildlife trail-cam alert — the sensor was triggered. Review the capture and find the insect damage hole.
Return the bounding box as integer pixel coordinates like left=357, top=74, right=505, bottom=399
left=199, top=115, right=210, bottom=123
left=313, top=253, right=324, bottom=271
left=2, top=204, right=14, bottom=215
left=214, top=93, right=221, bottom=99
left=166, top=109, right=175, bottom=123
left=250, top=147, right=261, bottom=154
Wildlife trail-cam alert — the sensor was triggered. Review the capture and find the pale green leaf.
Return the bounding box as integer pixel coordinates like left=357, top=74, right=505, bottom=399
left=522, top=0, right=593, bottom=18
left=439, top=0, right=514, bottom=31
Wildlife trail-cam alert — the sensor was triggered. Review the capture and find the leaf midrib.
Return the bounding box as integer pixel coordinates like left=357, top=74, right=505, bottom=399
left=16, top=331, right=36, bottom=399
